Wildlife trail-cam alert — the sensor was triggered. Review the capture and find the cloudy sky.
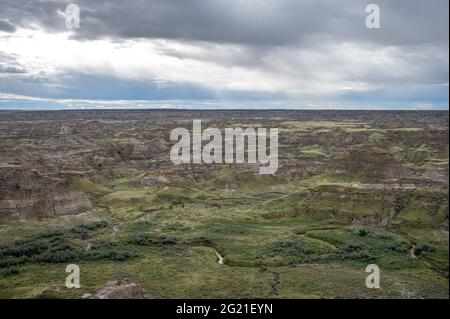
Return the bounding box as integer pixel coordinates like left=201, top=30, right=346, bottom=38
left=0, top=0, right=448, bottom=109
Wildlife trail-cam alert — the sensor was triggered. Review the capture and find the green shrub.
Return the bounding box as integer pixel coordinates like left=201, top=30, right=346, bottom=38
left=414, top=244, right=436, bottom=256
left=0, top=224, right=135, bottom=268
left=37, top=229, right=65, bottom=238
left=84, top=250, right=134, bottom=261
left=342, top=241, right=363, bottom=252
left=266, top=239, right=315, bottom=258
left=2, top=266, right=19, bottom=276
left=0, top=241, right=48, bottom=258
left=129, top=233, right=177, bottom=246
left=358, top=229, right=368, bottom=237
left=71, top=220, right=108, bottom=239
left=35, top=250, right=83, bottom=263
left=330, top=241, right=377, bottom=262
left=0, top=256, right=28, bottom=268
left=387, top=242, right=410, bottom=253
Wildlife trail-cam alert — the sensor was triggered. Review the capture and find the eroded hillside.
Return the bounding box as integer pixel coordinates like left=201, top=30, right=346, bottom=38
left=0, top=110, right=448, bottom=298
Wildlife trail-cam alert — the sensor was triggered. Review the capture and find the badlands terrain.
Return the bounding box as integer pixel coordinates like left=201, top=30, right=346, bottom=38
left=0, top=109, right=448, bottom=298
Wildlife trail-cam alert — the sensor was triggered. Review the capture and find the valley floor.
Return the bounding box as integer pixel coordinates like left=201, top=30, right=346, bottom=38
left=0, top=110, right=448, bottom=298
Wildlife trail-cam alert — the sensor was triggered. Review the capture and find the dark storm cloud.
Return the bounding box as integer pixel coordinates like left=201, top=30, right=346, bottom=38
left=0, top=0, right=64, bottom=31
left=0, top=0, right=448, bottom=46
left=0, top=0, right=448, bottom=109
left=0, top=19, right=15, bottom=32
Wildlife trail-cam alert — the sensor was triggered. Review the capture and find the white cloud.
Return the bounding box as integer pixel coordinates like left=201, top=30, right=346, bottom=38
left=2, top=26, right=447, bottom=100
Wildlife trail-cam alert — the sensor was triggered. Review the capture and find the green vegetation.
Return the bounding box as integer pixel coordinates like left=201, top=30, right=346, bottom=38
left=0, top=221, right=135, bottom=269
left=70, top=178, right=111, bottom=195
left=0, top=113, right=447, bottom=299
left=298, top=145, right=329, bottom=158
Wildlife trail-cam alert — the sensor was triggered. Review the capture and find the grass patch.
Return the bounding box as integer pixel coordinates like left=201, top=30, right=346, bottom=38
left=70, top=178, right=110, bottom=195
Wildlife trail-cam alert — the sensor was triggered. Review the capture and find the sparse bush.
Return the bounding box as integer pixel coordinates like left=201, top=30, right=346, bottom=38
left=71, top=220, right=108, bottom=239
left=259, top=266, right=268, bottom=273
left=49, top=243, right=73, bottom=253
left=0, top=256, right=28, bottom=268
left=414, top=244, right=436, bottom=256
left=71, top=227, right=88, bottom=239
left=266, top=239, right=315, bottom=258
left=387, top=242, right=410, bottom=253
left=0, top=241, right=48, bottom=258
left=328, top=241, right=377, bottom=263
left=79, top=220, right=109, bottom=230
left=342, top=241, right=363, bottom=252
left=85, top=249, right=133, bottom=261
left=334, top=248, right=376, bottom=262
left=36, top=249, right=83, bottom=263
left=358, top=229, right=368, bottom=237
left=0, top=221, right=136, bottom=268
left=37, top=229, right=65, bottom=238
left=129, top=233, right=177, bottom=246
left=110, top=251, right=132, bottom=261
left=2, top=266, right=19, bottom=276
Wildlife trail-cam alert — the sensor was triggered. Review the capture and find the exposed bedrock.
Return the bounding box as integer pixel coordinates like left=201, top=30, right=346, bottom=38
left=0, top=166, right=92, bottom=219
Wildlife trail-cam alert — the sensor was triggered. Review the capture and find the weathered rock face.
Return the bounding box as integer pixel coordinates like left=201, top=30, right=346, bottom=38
left=0, top=166, right=91, bottom=219
left=0, top=109, right=447, bottom=222
left=84, top=279, right=147, bottom=299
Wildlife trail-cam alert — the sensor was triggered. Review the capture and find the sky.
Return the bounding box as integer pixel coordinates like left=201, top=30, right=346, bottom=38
left=0, top=0, right=448, bottom=110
